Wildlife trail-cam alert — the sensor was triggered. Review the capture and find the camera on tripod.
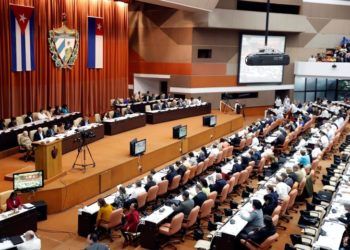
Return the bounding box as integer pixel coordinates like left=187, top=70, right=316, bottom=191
left=74, top=129, right=96, bottom=144
left=72, top=129, right=96, bottom=172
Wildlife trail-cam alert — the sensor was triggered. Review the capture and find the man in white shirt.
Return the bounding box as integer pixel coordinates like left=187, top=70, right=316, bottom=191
left=129, top=180, right=146, bottom=200
left=308, top=55, right=316, bottom=62
left=37, top=109, right=48, bottom=120
left=320, top=134, right=329, bottom=148
left=311, top=145, right=322, bottom=160
left=320, top=109, right=330, bottom=118
left=275, top=96, right=282, bottom=108
left=251, top=137, right=260, bottom=147
left=275, top=176, right=291, bottom=199
left=210, top=144, right=220, bottom=158
left=17, top=230, right=41, bottom=250
left=192, top=97, right=202, bottom=105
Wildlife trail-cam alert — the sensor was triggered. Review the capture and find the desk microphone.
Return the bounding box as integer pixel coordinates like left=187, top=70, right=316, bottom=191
left=230, top=219, right=235, bottom=224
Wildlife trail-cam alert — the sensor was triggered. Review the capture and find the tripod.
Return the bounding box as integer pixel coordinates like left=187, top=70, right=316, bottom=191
left=72, top=140, right=96, bottom=173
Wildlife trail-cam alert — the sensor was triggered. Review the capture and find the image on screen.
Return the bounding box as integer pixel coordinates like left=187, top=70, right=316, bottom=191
left=135, top=140, right=146, bottom=155
left=210, top=116, right=217, bottom=126
left=13, top=171, right=44, bottom=191
left=239, top=34, right=286, bottom=84
left=179, top=126, right=187, bottom=138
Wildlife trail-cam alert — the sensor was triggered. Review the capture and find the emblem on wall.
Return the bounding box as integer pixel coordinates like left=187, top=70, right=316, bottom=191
left=48, top=13, right=79, bottom=69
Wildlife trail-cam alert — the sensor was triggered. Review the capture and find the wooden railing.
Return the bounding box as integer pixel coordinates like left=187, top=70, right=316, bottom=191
left=220, top=100, right=235, bottom=113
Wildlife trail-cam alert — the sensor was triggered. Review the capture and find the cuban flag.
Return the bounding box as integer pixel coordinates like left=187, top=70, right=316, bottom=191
left=87, top=17, right=103, bottom=69
left=9, top=4, right=35, bottom=72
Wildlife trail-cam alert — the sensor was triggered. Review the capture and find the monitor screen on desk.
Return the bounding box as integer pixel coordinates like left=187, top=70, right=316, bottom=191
left=203, top=115, right=217, bottom=127
left=173, top=125, right=187, bottom=139
left=130, top=139, right=146, bottom=156
left=13, top=170, right=44, bottom=192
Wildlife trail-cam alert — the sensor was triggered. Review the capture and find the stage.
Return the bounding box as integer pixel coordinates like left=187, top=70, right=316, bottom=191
left=0, top=111, right=243, bottom=214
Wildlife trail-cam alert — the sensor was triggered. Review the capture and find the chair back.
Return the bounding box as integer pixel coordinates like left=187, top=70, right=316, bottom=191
left=259, top=233, right=279, bottom=249
left=95, top=113, right=102, bottom=123
left=238, top=170, right=248, bottom=185
left=202, top=159, right=209, bottom=172
left=288, top=189, right=298, bottom=209
left=137, top=191, right=148, bottom=209
left=196, top=162, right=204, bottom=176
left=168, top=212, right=184, bottom=235
left=298, top=177, right=306, bottom=196
left=291, top=181, right=299, bottom=190
left=73, top=117, right=82, bottom=127
left=199, top=199, right=214, bottom=219
left=219, top=184, right=230, bottom=203
left=0, top=190, right=13, bottom=212
left=226, top=146, right=234, bottom=159
left=222, top=147, right=229, bottom=160
left=29, top=130, right=36, bottom=141
left=246, top=165, right=253, bottom=177
left=4, top=118, right=11, bottom=127
left=272, top=214, right=279, bottom=227
left=227, top=176, right=236, bottom=194
left=245, top=136, right=252, bottom=147
left=188, top=165, right=197, bottom=180
left=182, top=206, right=200, bottom=229
left=214, top=151, right=224, bottom=165
left=207, top=191, right=217, bottom=201
left=272, top=205, right=282, bottom=217
left=257, top=157, right=266, bottom=174
left=108, top=111, right=114, bottom=118
left=238, top=139, right=246, bottom=150
left=207, top=154, right=216, bottom=168
left=108, top=208, right=123, bottom=228
left=157, top=180, right=169, bottom=196
left=110, top=99, right=115, bottom=106
left=181, top=170, right=190, bottom=186
left=280, top=196, right=290, bottom=216
left=146, top=185, right=158, bottom=202
left=17, top=133, right=23, bottom=146
left=168, top=175, right=181, bottom=191
left=16, top=116, right=24, bottom=126
left=310, top=170, right=316, bottom=183
left=145, top=105, right=152, bottom=112
left=311, top=159, right=319, bottom=171
left=232, top=172, right=240, bottom=186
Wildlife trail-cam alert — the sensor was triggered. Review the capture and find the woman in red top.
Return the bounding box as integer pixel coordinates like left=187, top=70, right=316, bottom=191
left=121, top=203, right=140, bottom=247
left=6, top=191, right=22, bottom=211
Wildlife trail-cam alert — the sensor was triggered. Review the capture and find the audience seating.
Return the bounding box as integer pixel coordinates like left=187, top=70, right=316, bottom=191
left=159, top=212, right=185, bottom=249
left=168, top=175, right=181, bottom=191
left=240, top=233, right=279, bottom=250
left=0, top=190, right=13, bottom=212
left=99, top=208, right=123, bottom=241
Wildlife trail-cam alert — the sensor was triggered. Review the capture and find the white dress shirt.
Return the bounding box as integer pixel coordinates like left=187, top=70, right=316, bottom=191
left=312, top=147, right=322, bottom=159
left=320, top=135, right=329, bottom=148
left=130, top=186, right=146, bottom=199
left=275, top=182, right=291, bottom=199
left=37, top=112, right=48, bottom=120
left=17, top=237, right=41, bottom=250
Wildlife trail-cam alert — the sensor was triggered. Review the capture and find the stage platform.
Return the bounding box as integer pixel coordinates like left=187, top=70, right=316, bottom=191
left=0, top=111, right=243, bottom=214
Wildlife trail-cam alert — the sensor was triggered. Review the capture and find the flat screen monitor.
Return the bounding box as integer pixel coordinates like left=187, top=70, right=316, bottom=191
left=173, top=125, right=187, bottom=139
left=239, top=34, right=286, bottom=84
left=130, top=138, right=146, bottom=156
left=13, top=170, right=44, bottom=192
left=203, top=115, right=216, bottom=127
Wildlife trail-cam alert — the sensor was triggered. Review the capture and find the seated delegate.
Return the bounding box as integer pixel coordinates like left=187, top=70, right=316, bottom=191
left=6, top=191, right=22, bottom=211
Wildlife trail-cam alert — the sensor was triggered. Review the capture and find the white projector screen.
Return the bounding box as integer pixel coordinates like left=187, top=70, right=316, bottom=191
left=239, top=34, right=286, bottom=84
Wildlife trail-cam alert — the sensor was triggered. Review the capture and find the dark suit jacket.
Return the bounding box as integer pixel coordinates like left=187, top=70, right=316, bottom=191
left=144, top=180, right=156, bottom=192
left=33, top=132, right=45, bottom=141
left=193, top=192, right=207, bottom=207
left=173, top=199, right=194, bottom=218
left=0, top=123, right=4, bottom=130
left=7, top=121, right=17, bottom=128
left=166, top=170, right=177, bottom=184
left=80, top=120, right=89, bottom=127
left=46, top=129, right=55, bottom=138
left=275, top=134, right=286, bottom=146
left=210, top=179, right=227, bottom=194
left=24, top=116, right=33, bottom=123
left=231, top=137, right=241, bottom=146
left=247, top=226, right=276, bottom=244
left=113, top=111, right=121, bottom=118
left=231, top=163, right=242, bottom=173
left=176, top=165, right=187, bottom=177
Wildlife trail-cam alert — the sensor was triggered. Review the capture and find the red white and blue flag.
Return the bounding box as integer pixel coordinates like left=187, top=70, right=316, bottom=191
left=87, top=16, right=103, bottom=69
left=9, top=4, right=35, bottom=72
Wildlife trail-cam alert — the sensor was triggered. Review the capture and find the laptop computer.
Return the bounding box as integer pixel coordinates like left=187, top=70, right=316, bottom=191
left=9, top=236, right=24, bottom=245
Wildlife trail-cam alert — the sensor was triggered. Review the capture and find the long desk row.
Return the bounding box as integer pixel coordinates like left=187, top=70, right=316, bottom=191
left=103, top=114, right=146, bottom=136
left=32, top=123, right=105, bottom=155
left=146, top=103, right=211, bottom=124
left=0, top=112, right=81, bottom=152
left=114, top=98, right=175, bottom=113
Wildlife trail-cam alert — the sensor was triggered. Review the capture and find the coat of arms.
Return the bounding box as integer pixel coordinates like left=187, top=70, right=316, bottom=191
left=48, top=13, right=79, bottom=69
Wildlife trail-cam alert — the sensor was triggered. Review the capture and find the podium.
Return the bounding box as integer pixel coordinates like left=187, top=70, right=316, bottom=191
left=34, top=139, right=63, bottom=179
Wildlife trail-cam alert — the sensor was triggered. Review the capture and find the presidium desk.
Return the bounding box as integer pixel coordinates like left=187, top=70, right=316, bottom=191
left=103, top=113, right=146, bottom=136
left=145, top=103, right=211, bottom=124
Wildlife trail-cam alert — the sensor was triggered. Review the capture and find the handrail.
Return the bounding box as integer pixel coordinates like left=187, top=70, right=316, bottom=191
left=220, top=100, right=235, bottom=113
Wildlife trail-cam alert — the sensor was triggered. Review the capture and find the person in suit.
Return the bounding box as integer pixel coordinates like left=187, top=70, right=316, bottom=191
left=37, top=109, right=48, bottom=120
left=240, top=200, right=264, bottom=235
left=60, top=104, right=69, bottom=114
left=262, top=195, right=277, bottom=216
left=113, top=108, right=122, bottom=118
left=275, top=131, right=286, bottom=146
left=164, top=165, right=177, bottom=185
left=230, top=133, right=241, bottom=147
left=143, top=91, right=151, bottom=102
left=209, top=173, right=227, bottom=194
left=80, top=116, right=90, bottom=127
left=153, top=101, right=162, bottom=111
left=0, top=119, right=5, bottom=130
left=172, top=191, right=194, bottom=218
left=53, top=106, right=61, bottom=116
left=162, top=101, right=169, bottom=109
left=265, top=185, right=279, bottom=207
left=192, top=184, right=207, bottom=207
left=33, top=127, right=45, bottom=141
left=241, top=215, right=276, bottom=246
left=230, top=158, right=243, bottom=174
left=46, top=125, right=56, bottom=137
left=175, top=161, right=187, bottom=177
left=7, top=117, right=17, bottom=128
left=124, top=106, right=134, bottom=115
left=144, top=174, right=156, bottom=192
left=24, top=112, right=33, bottom=123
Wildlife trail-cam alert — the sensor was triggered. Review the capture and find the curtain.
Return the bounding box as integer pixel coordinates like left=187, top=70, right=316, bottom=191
left=0, top=0, right=128, bottom=118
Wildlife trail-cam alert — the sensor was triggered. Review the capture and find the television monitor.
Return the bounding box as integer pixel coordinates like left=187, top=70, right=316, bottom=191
left=13, top=170, right=44, bottom=192
left=238, top=34, right=286, bottom=84
left=203, top=115, right=216, bottom=127
left=130, top=138, right=146, bottom=156
left=173, top=125, right=187, bottom=139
